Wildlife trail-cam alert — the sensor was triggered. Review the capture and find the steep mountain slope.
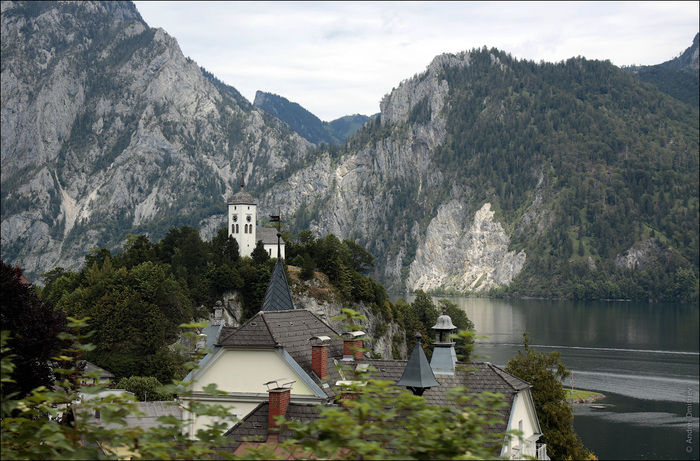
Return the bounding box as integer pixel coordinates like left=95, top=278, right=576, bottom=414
left=2, top=1, right=697, bottom=301
left=1, top=1, right=313, bottom=280
left=253, top=91, right=371, bottom=145
left=268, top=48, right=698, bottom=300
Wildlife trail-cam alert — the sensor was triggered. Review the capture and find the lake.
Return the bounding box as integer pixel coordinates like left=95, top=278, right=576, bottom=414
left=392, top=295, right=700, bottom=460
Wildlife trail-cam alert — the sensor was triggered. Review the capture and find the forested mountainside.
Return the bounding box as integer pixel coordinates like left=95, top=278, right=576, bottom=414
left=1, top=0, right=313, bottom=280
left=253, top=91, right=371, bottom=145
left=1, top=1, right=697, bottom=301
left=624, top=33, right=699, bottom=107
left=270, top=47, right=699, bottom=301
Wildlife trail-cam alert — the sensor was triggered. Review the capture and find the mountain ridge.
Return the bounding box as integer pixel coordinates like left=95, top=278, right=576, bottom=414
left=1, top=1, right=697, bottom=302
left=253, top=90, right=372, bottom=145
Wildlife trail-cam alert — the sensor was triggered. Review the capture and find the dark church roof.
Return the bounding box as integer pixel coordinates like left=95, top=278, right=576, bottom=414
left=261, top=261, right=295, bottom=312
left=395, top=334, right=440, bottom=391
left=257, top=227, right=285, bottom=246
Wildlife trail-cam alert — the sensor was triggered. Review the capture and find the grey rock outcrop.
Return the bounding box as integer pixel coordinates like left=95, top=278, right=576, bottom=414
left=407, top=202, right=526, bottom=293
left=1, top=1, right=313, bottom=279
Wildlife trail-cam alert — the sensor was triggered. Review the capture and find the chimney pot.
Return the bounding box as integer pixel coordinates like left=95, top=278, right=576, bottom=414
left=268, top=388, right=291, bottom=431
left=312, top=344, right=329, bottom=379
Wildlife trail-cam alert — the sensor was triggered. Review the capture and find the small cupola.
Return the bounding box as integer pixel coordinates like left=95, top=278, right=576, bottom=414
left=432, top=308, right=457, bottom=343
left=430, top=308, right=458, bottom=375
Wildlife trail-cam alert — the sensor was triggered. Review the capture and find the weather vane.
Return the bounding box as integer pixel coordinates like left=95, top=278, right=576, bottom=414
left=269, top=208, right=282, bottom=260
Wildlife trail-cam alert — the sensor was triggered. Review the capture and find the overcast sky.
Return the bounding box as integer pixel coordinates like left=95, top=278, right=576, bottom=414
left=133, top=1, right=699, bottom=121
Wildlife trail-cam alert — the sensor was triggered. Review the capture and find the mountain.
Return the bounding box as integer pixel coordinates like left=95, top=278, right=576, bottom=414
left=624, top=33, right=699, bottom=107
left=2, top=2, right=697, bottom=302
left=1, top=1, right=314, bottom=280
left=267, top=48, right=699, bottom=301
left=253, top=91, right=372, bottom=145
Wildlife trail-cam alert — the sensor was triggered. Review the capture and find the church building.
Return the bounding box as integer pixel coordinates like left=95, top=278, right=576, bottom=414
left=227, top=176, right=285, bottom=259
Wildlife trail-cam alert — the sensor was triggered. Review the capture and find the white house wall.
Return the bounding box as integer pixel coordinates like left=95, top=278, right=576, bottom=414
left=192, top=348, right=315, bottom=396
left=502, top=390, right=542, bottom=459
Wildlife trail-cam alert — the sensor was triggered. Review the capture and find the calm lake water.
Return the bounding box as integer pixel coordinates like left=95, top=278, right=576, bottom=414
left=392, top=295, right=700, bottom=460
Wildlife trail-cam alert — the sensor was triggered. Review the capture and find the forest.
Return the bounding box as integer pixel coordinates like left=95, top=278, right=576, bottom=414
left=30, top=226, right=472, bottom=385
left=326, top=48, right=700, bottom=302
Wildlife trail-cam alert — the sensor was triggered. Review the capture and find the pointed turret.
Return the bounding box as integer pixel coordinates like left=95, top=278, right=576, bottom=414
left=261, top=260, right=295, bottom=312
left=396, top=333, right=440, bottom=396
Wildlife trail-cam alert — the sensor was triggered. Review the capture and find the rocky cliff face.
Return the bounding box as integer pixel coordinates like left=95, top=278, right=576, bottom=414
left=407, top=202, right=526, bottom=293
left=1, top=1, right=313, bottom=279
left=263, top=51, right=528, bottom=292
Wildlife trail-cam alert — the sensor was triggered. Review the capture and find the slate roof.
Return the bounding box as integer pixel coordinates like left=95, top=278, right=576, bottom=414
left=261, top=261, right=295, bottom=312
left=224, top=401, right=321, bottom=443
left=222, top=360, right=532, bottom=454
left=257, top=226, right=285, bottom=247
left=217, top=310, right=345, bottom=380
left=78, top=401, right=181, bottom=431
left=354, top=359, right=531, bottom=436
left=228, top=189, right=257, bottom=205
left=80, top=360, right=115, bottom=379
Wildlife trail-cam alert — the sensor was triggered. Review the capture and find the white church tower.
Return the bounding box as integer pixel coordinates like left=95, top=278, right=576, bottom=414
left=227, top=174, right=286, bottom=260
left=228, top=175, right=258, bottom=258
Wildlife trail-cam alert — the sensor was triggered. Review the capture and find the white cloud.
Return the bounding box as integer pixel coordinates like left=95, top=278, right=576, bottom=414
left=134, top=1, right=699, bottom=120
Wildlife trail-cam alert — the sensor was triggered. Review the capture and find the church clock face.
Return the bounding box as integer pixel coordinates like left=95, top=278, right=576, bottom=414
left=232, top=215, right=238, bottom=222
left=246, top=215, right=252, bottom=222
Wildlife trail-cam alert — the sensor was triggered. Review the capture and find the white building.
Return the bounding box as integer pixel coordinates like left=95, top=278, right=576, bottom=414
left=227, top=177, right=285, bottom=259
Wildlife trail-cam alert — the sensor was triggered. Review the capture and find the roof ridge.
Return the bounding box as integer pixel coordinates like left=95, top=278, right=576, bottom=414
left=486, top=362, right=530, bottom=391
left=260, top=312, right=280, bottom=346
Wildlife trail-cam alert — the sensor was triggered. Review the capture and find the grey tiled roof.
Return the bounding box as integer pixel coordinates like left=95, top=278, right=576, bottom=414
left=228, top=189, right=257, bottom=205
left=256, top=226, right=285, bottom=247
left=217, top=310, right=345, bottom=380
left=261, top=261, right=295, bottom=312
left=79, top=401, right=181, bottom=431
left=353, top=359, right=531, bottom=435
left=224, top=401, right=321, bottom=444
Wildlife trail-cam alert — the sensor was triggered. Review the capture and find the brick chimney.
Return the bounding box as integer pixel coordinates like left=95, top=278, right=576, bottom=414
left=342, top=331, right=365, bottom=361
left=312, top=343, right=329, bottom=379
left=268, top=387, right=291, bottom=431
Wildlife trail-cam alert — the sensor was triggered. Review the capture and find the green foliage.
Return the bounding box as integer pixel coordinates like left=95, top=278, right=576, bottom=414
left=505, top=333, right=592, bottom=460
left=276, top=378, right=511, bottom=460
left=251, top=240, right=270, bottom=265
left=1, top=320, right=244, bottom=460
left=0, top=261, right=69, bottom=398
left=116, top=376, right=173, bottom=402
left=391, top=292, right=475, bottom=362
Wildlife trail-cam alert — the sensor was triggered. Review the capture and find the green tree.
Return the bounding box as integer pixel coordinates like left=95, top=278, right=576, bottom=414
left=505, top=333, right=593, bottom=460
left=56, top=260, right=191, bottom=382
left=300, top=252, right=315, bottom=280
left=342, top=239, right=375, bottom=274
left=251, top=240, right=270, bottom=265
left=116, top=376, right=173, bottom=402
left=211, top=226, right=240, bottom=267
left=0, top=262, right=69, bottom=399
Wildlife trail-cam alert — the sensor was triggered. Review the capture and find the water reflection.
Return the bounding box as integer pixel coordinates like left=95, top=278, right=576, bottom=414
left=389, top=295, right=700, bottom=460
